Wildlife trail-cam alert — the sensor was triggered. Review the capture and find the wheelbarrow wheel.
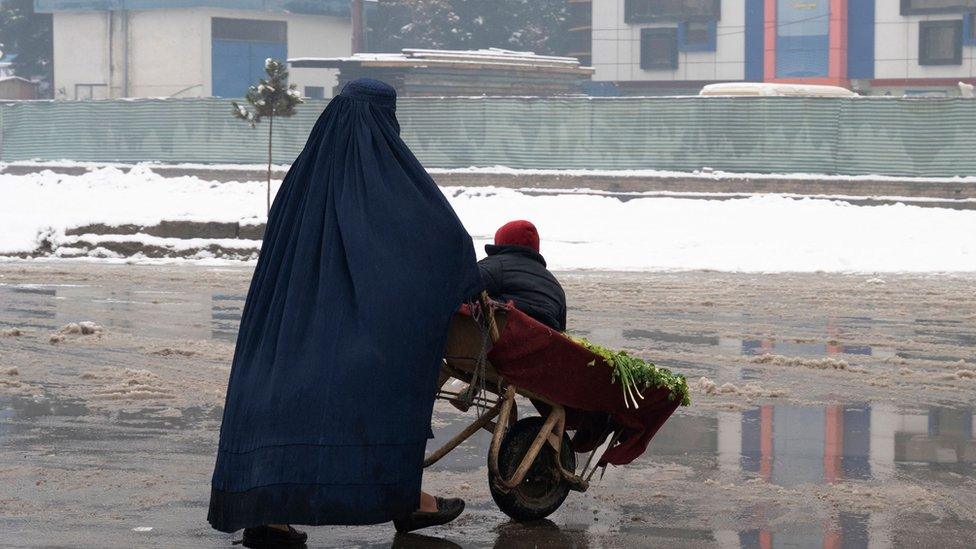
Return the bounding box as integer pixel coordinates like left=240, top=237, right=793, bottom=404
left=489, top=416, right=576, bottom=522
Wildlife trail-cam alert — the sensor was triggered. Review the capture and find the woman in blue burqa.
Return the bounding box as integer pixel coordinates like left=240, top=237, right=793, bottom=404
left=208, top=79, right=482, bottom=547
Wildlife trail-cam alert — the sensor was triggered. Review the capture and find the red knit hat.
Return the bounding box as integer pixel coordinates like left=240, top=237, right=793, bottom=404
left=494, top=220, right=540, bottom=252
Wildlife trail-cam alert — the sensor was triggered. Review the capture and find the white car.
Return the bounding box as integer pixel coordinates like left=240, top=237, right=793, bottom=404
left=699, top=82, right=857, bottom=98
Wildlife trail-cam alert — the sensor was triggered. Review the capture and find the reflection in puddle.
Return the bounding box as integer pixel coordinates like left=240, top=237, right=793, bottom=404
left=430, top=398, right=976, bottom=548
left=619, top=327, right=897, bottom=361
left=655, top=404, right=976, bottom=483
left=651, top=404, right=975, bottom=548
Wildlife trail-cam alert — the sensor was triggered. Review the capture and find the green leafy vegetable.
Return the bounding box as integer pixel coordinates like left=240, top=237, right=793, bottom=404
left=569, top=336, right=691, bottom=408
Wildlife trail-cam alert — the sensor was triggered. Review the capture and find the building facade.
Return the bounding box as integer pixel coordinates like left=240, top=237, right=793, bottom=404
left=591, top=0, right=976, bottom=96
left=36, top=0, right=352, bottom=100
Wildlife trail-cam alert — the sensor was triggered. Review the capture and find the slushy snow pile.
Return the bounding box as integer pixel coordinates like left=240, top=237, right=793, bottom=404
left=2, top=166, right=976, bottom=273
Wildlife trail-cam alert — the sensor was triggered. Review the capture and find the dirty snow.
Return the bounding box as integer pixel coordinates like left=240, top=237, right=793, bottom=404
left=3, top=166, right=976, bottom=273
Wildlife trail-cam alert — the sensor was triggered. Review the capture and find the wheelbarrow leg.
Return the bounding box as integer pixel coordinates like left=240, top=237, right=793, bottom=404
left=488, top=385, right=517, bottom=478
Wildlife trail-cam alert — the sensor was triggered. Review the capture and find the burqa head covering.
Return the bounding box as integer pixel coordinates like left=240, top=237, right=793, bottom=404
left=208, top=78, right=482, bottom=532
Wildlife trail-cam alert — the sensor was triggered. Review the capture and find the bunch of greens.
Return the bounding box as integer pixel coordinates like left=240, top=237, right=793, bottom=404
left=570, top=336, right=691, bottom=408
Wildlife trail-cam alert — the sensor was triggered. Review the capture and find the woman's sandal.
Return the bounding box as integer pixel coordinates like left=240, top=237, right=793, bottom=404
left=236, top=525, right=308, bottom=548
left=393, top=497, right=465, bottom=533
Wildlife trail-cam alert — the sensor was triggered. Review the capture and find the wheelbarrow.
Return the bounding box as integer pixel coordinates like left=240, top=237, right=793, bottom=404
left=424, top=296, right=652, bottom=521
left=425, top=297, right=608, bottom=521
left=427, top=295, right=685, bottom=521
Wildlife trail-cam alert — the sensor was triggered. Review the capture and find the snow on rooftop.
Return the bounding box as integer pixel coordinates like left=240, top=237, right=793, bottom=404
left=289, top=47, right=592, bottom=71
left=0, top=76, right=37, bottom=84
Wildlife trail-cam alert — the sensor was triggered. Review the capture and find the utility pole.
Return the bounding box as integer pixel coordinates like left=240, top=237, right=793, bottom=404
left=351, top=0, right=364, bottom=53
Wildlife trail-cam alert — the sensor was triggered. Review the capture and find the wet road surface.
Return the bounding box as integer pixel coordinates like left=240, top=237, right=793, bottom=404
left=1, top=264, right=974, bottom=548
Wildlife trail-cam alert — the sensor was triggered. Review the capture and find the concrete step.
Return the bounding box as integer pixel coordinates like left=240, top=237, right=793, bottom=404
left=52, top=235, right=260, bottom=261
left=0, top=220, right=266, bottom=260
left=65, top=220, right=267, bottom=240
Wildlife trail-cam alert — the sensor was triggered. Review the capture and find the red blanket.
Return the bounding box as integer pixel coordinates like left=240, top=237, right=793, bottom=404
left=486, top=304, right=681, bottom=466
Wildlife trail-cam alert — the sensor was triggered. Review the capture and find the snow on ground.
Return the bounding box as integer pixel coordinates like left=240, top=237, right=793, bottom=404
left=2, top=166, right=975, bottom=273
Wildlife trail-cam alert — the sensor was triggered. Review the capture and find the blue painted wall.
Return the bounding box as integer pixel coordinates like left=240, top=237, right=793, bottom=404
left=775, top=0, right=830, bottom=78
left=744, top=0, right=765, bottom=81
left=964, top=13, right=976, bottom=46
left=35, top=0, right=349, bottom=16
left=847, top=0, right=875, bottom=79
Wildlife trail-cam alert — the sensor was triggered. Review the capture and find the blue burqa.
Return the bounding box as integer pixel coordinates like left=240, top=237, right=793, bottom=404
left=208, top=79, right=482, bottom=533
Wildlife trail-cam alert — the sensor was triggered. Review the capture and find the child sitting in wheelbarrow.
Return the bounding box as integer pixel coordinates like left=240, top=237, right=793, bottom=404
left=478, top=220, right=566, bottom=332
left=445, top=219, right=568, bottom=411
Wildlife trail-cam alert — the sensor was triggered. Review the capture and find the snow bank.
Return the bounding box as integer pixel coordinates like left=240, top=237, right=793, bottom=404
left=0, top=166, right=274, bottom=254
left=448, top=187, right=976, bottom=272
left=2, top=167, right=975, bottom=273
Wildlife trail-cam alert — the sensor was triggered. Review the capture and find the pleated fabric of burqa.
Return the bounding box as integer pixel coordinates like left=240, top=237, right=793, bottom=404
left=208, top=78, right=482, bottom=533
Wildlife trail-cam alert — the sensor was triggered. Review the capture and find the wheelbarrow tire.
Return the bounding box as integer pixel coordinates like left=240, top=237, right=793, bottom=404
left=489, top=416, right=576, bottom=522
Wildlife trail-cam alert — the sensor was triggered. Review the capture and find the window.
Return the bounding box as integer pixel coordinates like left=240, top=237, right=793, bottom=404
left=919, top=20, right=963, bottom=65
left=901, top=0, right=976, bottom=15
left=74, top=83, right=108, bottom=100
left=640, top=27, right=679, bottom=70
left=304, top=86, right=325, bottom=100
left=678, top=21, right=717, bottom=51
left=625, top=0, right=721, bottom=24
left=212, top=18, right=287, bottom=43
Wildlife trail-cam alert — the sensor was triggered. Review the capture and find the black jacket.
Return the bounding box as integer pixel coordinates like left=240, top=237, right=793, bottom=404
left=478, top=244, right=567, bottom=331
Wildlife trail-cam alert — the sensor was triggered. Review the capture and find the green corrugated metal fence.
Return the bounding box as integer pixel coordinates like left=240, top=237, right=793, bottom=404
left=1, top=96, right=975, bottom=177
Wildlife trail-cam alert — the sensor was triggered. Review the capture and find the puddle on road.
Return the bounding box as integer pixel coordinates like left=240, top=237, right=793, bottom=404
left=4, top=283, right=973, bottom=365
left=426, top=399, right=976, bottom=547
left=0, top=283, right=244, bottom=342
left=654, top=404, right=976, bottom=481
left=3, top=281, right=975, bottom=547
left=431, top=401, right=976, bottom=479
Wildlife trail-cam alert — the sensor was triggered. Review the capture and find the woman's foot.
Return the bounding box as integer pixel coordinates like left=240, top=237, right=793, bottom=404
left=393, top=497, right=465, bottom=533
left=240, top=524, right=307, bottom=548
